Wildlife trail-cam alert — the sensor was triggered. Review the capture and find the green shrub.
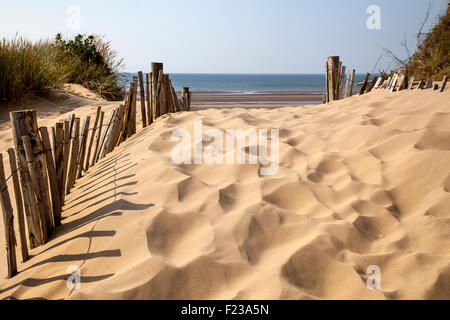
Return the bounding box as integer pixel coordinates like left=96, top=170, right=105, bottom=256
left=407, top=6, right=450, bottom=80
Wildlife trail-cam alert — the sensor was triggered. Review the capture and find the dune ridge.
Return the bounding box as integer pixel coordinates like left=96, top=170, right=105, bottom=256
left=0, top=88, right=449, bottom=300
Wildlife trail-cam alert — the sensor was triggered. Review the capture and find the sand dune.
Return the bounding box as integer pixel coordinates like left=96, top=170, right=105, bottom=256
left=0, top=87, right=449, bottom=300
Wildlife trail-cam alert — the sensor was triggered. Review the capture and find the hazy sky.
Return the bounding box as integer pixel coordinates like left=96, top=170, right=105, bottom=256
left=0, top=0, right=447, bottom=73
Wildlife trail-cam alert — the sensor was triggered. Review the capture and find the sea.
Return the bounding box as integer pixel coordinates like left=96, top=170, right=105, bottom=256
left=119, top=73, right=369, bottom=104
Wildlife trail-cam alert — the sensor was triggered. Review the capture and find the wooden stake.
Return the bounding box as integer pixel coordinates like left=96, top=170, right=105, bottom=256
left=8, top=144, right=42, bottom=248
left=0, top=153, right=17, bottom=278
left=138, top=71, right=147, bottom=128
left=359, top=73, right=371, bottom=95
left=343, top=69, right=351, bottom=98
left=54, top=122, right=64, bottom=204
left=66, top=118, right=80, bottom=194
left=91, top=112, right=105, bottom=167
left=348, top=69, right=356, bottom=97
left=325, top=62, right=329, bottom=103
left=407, top=76, right=415, bottom=90
left=327, top=56, right=340, bottom=101
left=145, top=73, right=152, bottom=124
left=182, top=87, right=191, bottom=111
left=7, top=148, right=29, bottom=262
left=339, top=65, right=346, bottom=99
left=22, top=136, right=48, bottom=243
left=440, top=76, right=448, bottom=92
left=366, top=76, right=379, bottom=93
left=10, top=110, right=53, bottom=239
left=151, top=63, right=164, bottom=121
left=96, top=110, right=116, bottom=162
left=39, top=127, right=62, bottom=227
left=84, top=107, right=101, bottom=172
left=77, top=116, right=91, bottom=179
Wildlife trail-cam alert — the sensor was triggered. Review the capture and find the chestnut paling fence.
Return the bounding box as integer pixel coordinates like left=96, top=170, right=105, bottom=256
left=323, top=55, right=448, bottom=103
left=0, top=62, right=191, bottom=279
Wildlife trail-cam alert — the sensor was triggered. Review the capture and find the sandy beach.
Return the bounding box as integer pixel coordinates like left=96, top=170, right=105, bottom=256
left=0, top=85, right=448, bottom=300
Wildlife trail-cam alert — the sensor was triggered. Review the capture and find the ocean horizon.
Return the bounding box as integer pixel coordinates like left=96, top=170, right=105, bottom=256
left=120, top=73, right=370, bottom=94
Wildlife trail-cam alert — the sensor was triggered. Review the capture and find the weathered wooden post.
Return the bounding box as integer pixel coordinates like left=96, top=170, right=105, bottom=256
left=396, top=69, right=408, bottom=91
left=8, top=145, right=42, bottom=248
left=359, top=73, right=371, bottom=95
left=151, top=63, right=164, bottom=121
left=440, top=76, right=448, bottom=92
left=343, top=69, right=351, bottom=98
left=62, top=121, right=71, bottom=197
left=145, top=73, right=152, bottom=124
left=66, top=118, right=80, bottom=194
left=182, top=87, right=191, bottom=111
left=366, top=76, right=379, bottom=93
left=10, top=110, right=53, bottom=239
left=407, top=76, right=415, bottom=90
left=77, top=116, right=91, bottom=179
left=91, top=111, right=105, bottom=167
left=348, top=69, right=356, bottom=97
left=39, top=127, right=62, bottom=226
left=138, top=71, right=147, bottom=128
left=84, top=107, right=101, bottom=172
left=22, top=136, right=48, bottom=242
left=97, top=110, right=116, bottom=162
left=326, top=56, right=340, bottom=101
left=0, top=153, right=17, bottom=278
left=7, top=148, right=29, bottom=262
left=339, top=65, right=346, bottom=99
left=54, top=122, right=64, bottom=204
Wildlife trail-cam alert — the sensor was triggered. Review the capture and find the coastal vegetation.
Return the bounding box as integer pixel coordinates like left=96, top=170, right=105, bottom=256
left=0, top=34, right=124, bottom=105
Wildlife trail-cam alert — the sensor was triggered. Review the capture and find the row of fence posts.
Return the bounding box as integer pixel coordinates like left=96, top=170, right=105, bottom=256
left=0, top=62, right=191, bottom=279
left=324, top=56, right=356, bottom=103
left=372, top=70, right=448, bottom=93
left=324, top=56, right=448, bottom=103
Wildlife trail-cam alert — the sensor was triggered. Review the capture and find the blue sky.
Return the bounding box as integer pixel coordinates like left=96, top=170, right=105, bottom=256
left=0, top=0, right=447, bottom=73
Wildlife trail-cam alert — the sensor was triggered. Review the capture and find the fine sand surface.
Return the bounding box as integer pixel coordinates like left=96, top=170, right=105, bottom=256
left=0, top=86, right=449, bottom=299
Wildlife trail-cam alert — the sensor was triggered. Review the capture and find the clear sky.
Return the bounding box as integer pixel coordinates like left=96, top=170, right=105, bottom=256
left=0, top=0, right=447, bottom=73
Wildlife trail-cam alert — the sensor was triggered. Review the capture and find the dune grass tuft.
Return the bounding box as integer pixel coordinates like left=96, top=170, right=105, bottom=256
left=0, top=34, right=125, bottom=105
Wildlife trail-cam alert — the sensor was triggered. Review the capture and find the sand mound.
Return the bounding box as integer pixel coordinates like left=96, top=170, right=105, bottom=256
left=0, top=88, right=449, bottom=300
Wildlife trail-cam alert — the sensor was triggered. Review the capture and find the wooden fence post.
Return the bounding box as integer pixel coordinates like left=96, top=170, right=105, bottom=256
left=343, top=69, right=350, bottom=98
left=39, top=127, right=62, bottom=227
left=91, top=111, right=105, bottom=167
left=10, top=110, right=53, bottom=239
left=96, top=110, right=115, bottom=162
left=359, top=73, right=370, bottom=95
left=146, top=73, right=152, bottom=124
left=138, top=71, right=147, bottom=128
left=339, top=65, right=346, bottom=99
left=77, top=116, right=91, bottom=179
left=441, top=76, right=448, bottom=92
left=366, top=76, right=379, bottom=93
left=327, top=56, right=340, bottom=101
left=182, top=87, right=191, bottom=111
left=54, top=122, right=64, bottom=204
left=349, top=69, right=356, bottom=97
left=0, top=153, right=17, bottom=278
left=22, top=135, right=48, bottom=243
left=85, top=107, right=101, bottom=172
left=407, top=76, right=415, bottom=90
left=66, top=118, right=80, bottom=194
left=151, top=63, right=164, bottom=121
left=7, top=148, right=29, bottom=262
left=7, top=146, right=42, bottom=248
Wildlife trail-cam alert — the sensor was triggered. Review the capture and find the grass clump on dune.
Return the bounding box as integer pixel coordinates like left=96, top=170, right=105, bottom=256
left=0, top=34, right=125, bottom=105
